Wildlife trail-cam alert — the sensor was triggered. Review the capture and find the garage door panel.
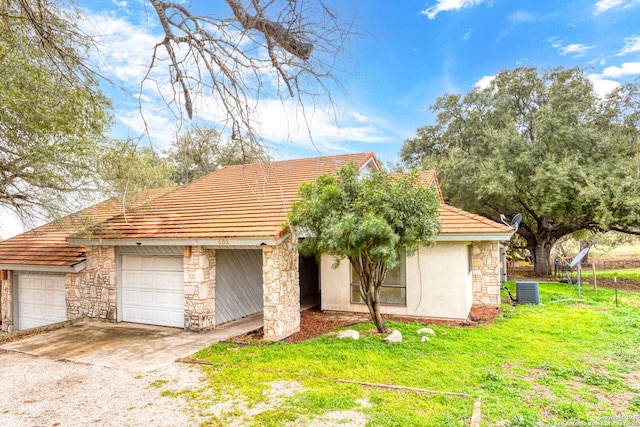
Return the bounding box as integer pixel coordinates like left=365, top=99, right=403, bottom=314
left=215, top=250, right=263, bottom=325
left=121, top=255, right=184, bottom=328
left=18, top=274, right=67, bottom=330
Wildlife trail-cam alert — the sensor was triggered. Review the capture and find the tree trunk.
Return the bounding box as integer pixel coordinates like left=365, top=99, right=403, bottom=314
left=352, top=257, right=390, bottom=334
left=367, top=298, right=389, bottom=334
left=531, top=237, right=555, bottom=276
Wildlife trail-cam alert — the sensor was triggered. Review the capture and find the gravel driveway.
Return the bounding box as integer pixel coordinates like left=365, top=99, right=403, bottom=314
left=0, top=350, right=208, bottom=426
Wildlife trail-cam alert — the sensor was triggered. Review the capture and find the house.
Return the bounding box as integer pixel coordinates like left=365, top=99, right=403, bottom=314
left=0, top=152, right=513, bottom=340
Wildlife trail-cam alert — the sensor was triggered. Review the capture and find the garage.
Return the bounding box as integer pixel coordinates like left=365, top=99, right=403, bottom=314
left=17, top=273, right=67, bottom=330
left=120, top=255, right=184, bottom=328
left=215, top=249, right=263, bottom=325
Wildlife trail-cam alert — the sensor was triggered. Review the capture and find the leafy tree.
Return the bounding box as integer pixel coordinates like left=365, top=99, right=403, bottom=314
left=289, top=164, right=440, bottom=333
left=4, top=0, right=354, bottom=147
left=97, top=140, right=175, bottom=198
left=401, top=67, right=640, bottom=275
left=165, top=127, right=267, bottom=185
left=0, top=9, right=112, bottom=222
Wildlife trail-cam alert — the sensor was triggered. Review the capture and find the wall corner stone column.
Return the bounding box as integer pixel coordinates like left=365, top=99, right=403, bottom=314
left=262, top=235, right=300, bottom=341
left=1, top=271, right=13, bottom=332
left=183, top=246, right=216, bottom=331
left=471, top=241, right=501, bottom=308
left=66, top=246, right=117, bottom=321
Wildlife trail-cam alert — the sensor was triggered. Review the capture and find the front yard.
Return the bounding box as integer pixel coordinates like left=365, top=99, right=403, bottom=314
left=171, top=282, right=640, bottom=426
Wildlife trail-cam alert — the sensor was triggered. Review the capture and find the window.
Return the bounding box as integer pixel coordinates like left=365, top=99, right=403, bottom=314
left=350, top=255, right=406, bottom=306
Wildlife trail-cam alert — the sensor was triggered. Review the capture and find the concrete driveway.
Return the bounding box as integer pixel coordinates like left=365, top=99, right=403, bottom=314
left=0, top=313, right=262, bottom=371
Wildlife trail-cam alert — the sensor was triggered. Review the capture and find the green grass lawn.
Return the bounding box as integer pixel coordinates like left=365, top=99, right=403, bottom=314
left=175, top=283, right=640, bottom=426
left=578, top=268, right=640, bottom=280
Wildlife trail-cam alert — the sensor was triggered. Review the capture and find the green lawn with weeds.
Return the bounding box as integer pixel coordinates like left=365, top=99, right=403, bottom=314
left=175, top=283, right=640, bottom=426
left=579, top=268, right=640, bottom=280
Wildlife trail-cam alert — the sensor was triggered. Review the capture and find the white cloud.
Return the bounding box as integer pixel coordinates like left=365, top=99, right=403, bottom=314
left=587, top=73, right=621, bottom=97
left=474, top=75, right=495, bottom=90
left=254, top=99, right=393, bottom=154
left=560, top=43, right=594, bottom=57
left=420, top=0, right=486, bottom=20
left=617, top=35, right=640, bottom=56
left=462, top=28, right=472, bottom=40
left=601, top=61, right=640, bottom=77
left=82, top=11, right=160, bottom=86
left=549, top=38, right=594, bottom=57
left=507, top=10, right=537, bottom=24
left=594, top=0, right=640, bottom=14
left=594, top=0, right=624, bottom=14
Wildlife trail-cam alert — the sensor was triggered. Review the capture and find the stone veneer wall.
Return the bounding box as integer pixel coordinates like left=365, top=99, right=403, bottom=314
left=66, top=246, right=117, bottom=321
left=1, top=271, right=13, bottom=331
left=183, top=246, right=216, bottom=331
left=262, top=235, right=300, bottom=341
left=472, top=241, right=501, bottom=307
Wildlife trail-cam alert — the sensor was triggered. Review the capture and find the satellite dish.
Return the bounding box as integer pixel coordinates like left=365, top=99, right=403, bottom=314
left=510, top=213, right=523, bottom=231
left=501, top=213, right=523, bottom=231
left=569, top=247, right=590, bottom=268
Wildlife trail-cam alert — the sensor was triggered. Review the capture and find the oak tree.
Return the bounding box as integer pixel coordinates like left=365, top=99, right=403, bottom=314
left=402, top=67, right=640, bottom=275
left=0, top=8, right=112, bottom=222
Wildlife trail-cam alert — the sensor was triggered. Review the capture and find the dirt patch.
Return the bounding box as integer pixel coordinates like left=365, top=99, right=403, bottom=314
left=228, top=306, right=504, bottom=344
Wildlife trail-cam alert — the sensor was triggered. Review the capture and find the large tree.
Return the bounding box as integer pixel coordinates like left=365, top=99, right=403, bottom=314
left=0, top=6, right=112, bottom=222
left=401, top=67, right=640, bottom=275
left=4, top=0, right=353, bottom=145
left=165, top=127, right=267, bottom=185
left=289, top=164, right=440, bottom=333
left=1, top=0, right=354, bottom=221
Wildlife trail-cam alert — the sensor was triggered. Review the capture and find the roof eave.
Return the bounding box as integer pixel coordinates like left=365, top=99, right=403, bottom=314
left=0, top=260, right=86, bottom=273
left=437, top=232, right=514, bottom=242
left=68, top=236, right=288, bottom=248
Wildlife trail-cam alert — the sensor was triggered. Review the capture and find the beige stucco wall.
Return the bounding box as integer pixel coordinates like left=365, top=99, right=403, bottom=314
left=321, top=241, right=473, bottom=320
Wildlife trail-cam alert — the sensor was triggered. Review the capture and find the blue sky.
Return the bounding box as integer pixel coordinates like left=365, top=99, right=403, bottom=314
left=1, top=0, right=639, bottom=239
left=78, top=0, right=640, bottom=164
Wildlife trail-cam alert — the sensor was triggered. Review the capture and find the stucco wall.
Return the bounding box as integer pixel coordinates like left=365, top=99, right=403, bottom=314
left=321, top=241, right=474, bottom=320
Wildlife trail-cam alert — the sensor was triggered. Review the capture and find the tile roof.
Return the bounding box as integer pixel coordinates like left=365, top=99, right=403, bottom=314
left=76, top=153, right=379, bottom=241
left=0, top=152, right=513, bottom=268
left=439, top=204, right=514, bottom=235
left=0, top=190, right=170, bottom=268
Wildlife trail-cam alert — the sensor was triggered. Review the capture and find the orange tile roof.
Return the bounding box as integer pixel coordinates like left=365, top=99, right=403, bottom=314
left=439, top=204, right=514, bottom=235
left=0, top=190, right=170, bottom=268
left=0, top=152, right=513, bottom=268
left=77, top=153, right=379, bottom=241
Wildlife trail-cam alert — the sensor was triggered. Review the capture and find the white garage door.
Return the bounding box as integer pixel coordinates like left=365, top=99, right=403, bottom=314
left=18, top=274, right=67, bottom=330
left=121, top=255, right=184, bottom=328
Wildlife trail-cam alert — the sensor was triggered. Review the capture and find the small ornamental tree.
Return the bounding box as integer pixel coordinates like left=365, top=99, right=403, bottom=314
left=289, top=164, right=440, bottom=333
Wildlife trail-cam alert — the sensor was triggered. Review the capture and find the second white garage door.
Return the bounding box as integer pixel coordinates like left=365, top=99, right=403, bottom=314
left=17, top=273, right=67, bottom=330
left=121, top=255, right=184, bottom=327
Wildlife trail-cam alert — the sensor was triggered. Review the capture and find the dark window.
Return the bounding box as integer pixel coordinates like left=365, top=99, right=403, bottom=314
left=350, top=255, right=406, bottom=306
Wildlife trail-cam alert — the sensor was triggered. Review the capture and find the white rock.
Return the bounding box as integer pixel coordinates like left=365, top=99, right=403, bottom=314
left=383, top=329, right=402, bottom=343
left=421, top=336, right=430, bottom=343
left=337, top=330, right=360, bottom=340
left=417, top=328, right=436, bottom=336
